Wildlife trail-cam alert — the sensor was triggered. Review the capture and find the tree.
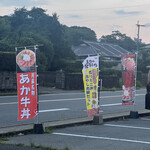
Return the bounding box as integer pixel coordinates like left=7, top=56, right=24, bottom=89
left=63, top=26, right=97, bottom=46
left=100, top=31, right=137, bottom=52
left=0, top=7, right=77, bottom=72
left=0, top=7, right=101, bottom=72
left=137, top=47, right=150, bottom=73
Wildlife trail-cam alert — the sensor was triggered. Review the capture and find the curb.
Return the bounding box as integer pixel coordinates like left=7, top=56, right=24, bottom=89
left=0, top=109, right=150, bottom=135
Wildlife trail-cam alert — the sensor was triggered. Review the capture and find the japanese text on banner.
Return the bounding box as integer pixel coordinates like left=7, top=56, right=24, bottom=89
left=82, top=56, right=100, bottom=116
left=17, top=72, right=37, bottom=120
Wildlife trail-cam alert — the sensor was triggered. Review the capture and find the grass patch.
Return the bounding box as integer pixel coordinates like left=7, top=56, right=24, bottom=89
left=101, top=87, right=120, bottom=91
left=16, top=143, right=25, bottom=146
left=60, top=114, right=66, bottom=120
left=0, top=138, right=9, bottom=142
left=45, top=127, right=54, bottom=134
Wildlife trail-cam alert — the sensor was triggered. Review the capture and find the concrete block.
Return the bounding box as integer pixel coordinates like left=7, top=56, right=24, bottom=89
left=33, top=123, right=45, bottom=134
left=145, top=93, right=150, bottom=110
left=130, top=111, right=139, bottom=119
left=93, top=115, right=103, bottom=125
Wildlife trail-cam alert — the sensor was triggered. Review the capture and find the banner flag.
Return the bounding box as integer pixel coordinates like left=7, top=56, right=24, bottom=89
left=82, top=56, right=100, bottom=116
left=16, top=49, right=38, bottom=120
left=121, top=54, right=136, bottom=105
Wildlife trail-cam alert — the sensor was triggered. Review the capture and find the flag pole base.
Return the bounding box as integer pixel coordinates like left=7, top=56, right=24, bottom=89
left=33, top=123, right=45, bottom=134
left=130, top=111, right=139, bottom=119
left=93, top=115, right=103, bottom=125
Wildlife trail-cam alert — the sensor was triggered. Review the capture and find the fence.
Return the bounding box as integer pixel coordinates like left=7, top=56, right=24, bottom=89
left=0, top=71, right=147, bottom=90
left=0, top=72, right=17, bottom=90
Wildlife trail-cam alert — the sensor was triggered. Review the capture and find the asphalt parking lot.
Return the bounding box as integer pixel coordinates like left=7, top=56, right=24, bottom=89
left=2, top=116, right=150, bottom=150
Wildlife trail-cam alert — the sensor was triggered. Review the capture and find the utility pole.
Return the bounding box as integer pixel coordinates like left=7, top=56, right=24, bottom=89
left=136, top=21, right=145, bottom=51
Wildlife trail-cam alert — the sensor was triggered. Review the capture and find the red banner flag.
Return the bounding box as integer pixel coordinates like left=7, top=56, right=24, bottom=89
left=17, top=72, right=37, bottom=120
left=121, top=54, right=136, bottom=105
left=16, top=49, right=38, bottom=120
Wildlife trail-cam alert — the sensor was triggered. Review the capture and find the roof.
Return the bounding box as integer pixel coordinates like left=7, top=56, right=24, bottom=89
left=72, top=41, right=129, bottom=58
left=143, top=45, right=150, bottom=49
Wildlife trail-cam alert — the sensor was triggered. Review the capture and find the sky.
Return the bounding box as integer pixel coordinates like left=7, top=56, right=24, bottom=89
left=1, top=0, right=150, bottom=44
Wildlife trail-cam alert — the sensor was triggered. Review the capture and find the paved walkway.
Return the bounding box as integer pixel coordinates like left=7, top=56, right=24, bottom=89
left=1, top=109, right=150, bottom=150
left=1, top=110, right=150, bottom=150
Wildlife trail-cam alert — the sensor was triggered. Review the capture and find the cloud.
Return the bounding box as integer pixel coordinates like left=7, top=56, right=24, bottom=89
left=115, top=9, right=142, bottom=15
left=0, top=0, right=45, bottom=7
left=110, top=24, right=122, bottom=31
left=67, top=14, right=81, bottom=18
left=112, top=24, right=121, bottom=29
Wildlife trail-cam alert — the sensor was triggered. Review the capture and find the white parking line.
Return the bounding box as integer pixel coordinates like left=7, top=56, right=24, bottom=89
left=39, top=108, right=70, bottom=113
left=101, top=103, right=121, bottom=107
left=53, top=132, right=150, bottom=145
left=105, top=124, right=150, bottom=130
left=141, top=118, right=150, bottom=121
left=136, top=94, right=145, bottom=96
left=83, top=110, right=103, bottom=112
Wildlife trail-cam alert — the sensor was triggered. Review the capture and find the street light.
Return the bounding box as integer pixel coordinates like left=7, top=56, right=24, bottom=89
left=136, top=21, right=145, bottom=40
left=136, top=21, right=150, bottom=51
left=136, top=21, right=145, bottom=51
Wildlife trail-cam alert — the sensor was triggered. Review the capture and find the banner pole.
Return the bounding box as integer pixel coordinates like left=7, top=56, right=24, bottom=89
left=98, top=54, right=100, bottom=115
left=33, top=45, right=44, bottom=134
left=135, top=52, right=138, bottom=93
left=133, top=52, right=138, bottom=110
left=15, top=47, right=18, bottom=119
left=34, top=45, right=39, bottom=124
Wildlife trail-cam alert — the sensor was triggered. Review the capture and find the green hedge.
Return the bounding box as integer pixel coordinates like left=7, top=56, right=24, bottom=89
left=101, top=69, right=121, bottom=77
left=0, top=52, right=16, bottom=71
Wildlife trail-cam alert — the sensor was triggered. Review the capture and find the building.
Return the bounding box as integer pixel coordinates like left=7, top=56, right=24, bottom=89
left=72, top=41, right=129, bottom=61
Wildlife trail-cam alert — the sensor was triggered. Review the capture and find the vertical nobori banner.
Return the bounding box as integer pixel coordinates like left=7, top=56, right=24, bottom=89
left=82, top=56, right=100, bottom=116
left=16, top=49, right=38, bottom=120
left=121, top=54, right=136, bottom=105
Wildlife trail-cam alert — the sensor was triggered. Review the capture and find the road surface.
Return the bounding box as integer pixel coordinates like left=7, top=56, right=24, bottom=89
left=0, top=89, right=146, bottom=127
